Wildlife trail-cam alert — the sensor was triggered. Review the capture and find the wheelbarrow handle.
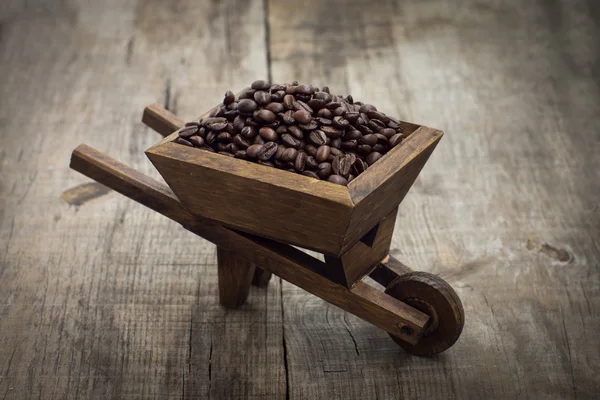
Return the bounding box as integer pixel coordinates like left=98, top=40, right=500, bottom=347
left=142, top=103, right=184, bottom=137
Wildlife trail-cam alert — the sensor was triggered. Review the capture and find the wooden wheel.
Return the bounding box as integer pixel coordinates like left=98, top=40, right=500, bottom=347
left=385, top=272, right=464, bottom=356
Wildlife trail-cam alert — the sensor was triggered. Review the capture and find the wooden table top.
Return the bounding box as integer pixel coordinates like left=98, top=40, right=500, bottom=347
left=1, top=0, right=598, bottom=398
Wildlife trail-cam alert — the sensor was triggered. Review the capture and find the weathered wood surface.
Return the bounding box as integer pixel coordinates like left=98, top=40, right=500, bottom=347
left=0, top=0, right=599, bottom=399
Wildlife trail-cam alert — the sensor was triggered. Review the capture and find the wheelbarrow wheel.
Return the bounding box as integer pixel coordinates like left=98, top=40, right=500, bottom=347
left=385, top=272, right=464, bottom=356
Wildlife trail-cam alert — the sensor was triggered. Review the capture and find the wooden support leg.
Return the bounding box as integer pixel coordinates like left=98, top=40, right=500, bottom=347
left=252, top=267, right=272, bottom=287
left=217, top=247, right=255, bottom=308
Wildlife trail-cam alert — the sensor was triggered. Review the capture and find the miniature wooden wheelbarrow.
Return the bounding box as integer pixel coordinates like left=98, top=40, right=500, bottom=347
left=70, top=102, right=464, bottom=356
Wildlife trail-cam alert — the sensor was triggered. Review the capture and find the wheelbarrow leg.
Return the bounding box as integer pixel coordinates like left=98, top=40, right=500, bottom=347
left=217, top=247, right=256, bottom=308
left=252, top=267, right=272, bottom=287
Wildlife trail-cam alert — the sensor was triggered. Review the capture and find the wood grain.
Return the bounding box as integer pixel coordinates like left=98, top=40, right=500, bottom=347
left=216, top=247, right=255, bottom=308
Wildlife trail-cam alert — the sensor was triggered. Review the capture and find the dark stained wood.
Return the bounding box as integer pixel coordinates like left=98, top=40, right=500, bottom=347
left=252, top=267, right=273, bottom=287
left=216, top=247, right=255, bottom=308
left=343, top=127, right=443, bottom=252
left=146, top=141, right=355, bottom=256
left=142, top=103, right=184, bottom=138
left=369, top=255, right=413, bottom=287
left=325, top=207, right=398, bottom=287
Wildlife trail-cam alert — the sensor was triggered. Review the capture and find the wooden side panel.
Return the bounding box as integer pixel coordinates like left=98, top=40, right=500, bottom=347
left=343, top=127, right=443, bottom=251
left=146, top=142, right=354, bottom=256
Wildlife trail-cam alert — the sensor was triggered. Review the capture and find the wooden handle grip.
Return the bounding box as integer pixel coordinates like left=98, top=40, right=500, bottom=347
left=70, top=144, right=193, bottom=225
left=142, top=103, right=184, bottom=137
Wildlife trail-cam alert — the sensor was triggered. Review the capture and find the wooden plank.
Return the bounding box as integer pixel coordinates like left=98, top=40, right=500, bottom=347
left=268, top=0, right=600, bottom=398
left=0, top=1, right=286, bottom=399
left=147, top=141, right=354, bottom=256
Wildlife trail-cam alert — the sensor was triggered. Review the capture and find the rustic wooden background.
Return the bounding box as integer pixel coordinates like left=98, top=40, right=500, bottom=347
left=1, top=0, right=598, bottom=398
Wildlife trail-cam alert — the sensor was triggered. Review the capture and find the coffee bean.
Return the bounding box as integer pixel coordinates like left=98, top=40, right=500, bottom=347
left=233, top=115, right=246, bottom=131
left=374, top=133, right=389, bottom=144
left=296, top=100, right=313, bottom=114
left=282, top=110, right=295, bottom=125
left=360, top=134, right=378, bottom=146
left=326, top=101, right=342, bottom=110
left=205, top=131, right=217, bottom=145
left=357, top=124, right=373, bottom=135
left=333, top=107, right=345, bottom=116
left=257, top=142, right=277, bottom=160
left=258, top=160, right=274, bottom=167
left=274, top=159, right=286, bottom=169
left=367, top=110, right=389, bottom=123
left=366, top=152, right=383, bottom=165
left=199, top=145, right=215, bottom=152
left=254, top=90, right=271, bottom=105
left=357, top=144, right=372, bottom=155
left=175, top=137, right=193, bottom=146
left=283, top=94, right=295, bottom=109
left=308, top=98, right=326, bottom=110
left=209, top=107, right=225, bottom=118
left=282, top=148, right=298, bottom=162
left=306, top=156, right=318, bottom=169
left=330, top=147, right=343, bottom=157
left=341, top=139, right=357, bottom=150
left=226, top=143, right=239, bottom=153
left=380, top=128, right=396, bottom=138
left=253, top=135, right=265, bottom=145
left=251, top=80, right=271, bottom=90
left=352, top=158, right=368, bottom=175
left=255, top=109, right=276, bottom=123
left=294, top=152, right=307, bottom=172
left=280, top=133, right=300, bottom=148
left=185, top=121, right=202, bottom=127
left=276, top=125, right=288, bottom=135
left=387, top=120, right=402, bottom=130
left=259, top=127, right=278, bottom=141
left=346, top=94, right=354, bottom=104
left=273, top=145, right=285, bottom=160
left=321, top=126, right=343, bottom=138
left=344, top=128, right=362, bottom=140
left=317, top=162, right=332, bottom=179
left=217, top=132, right=233, bottom=142
left=333, top=116, right=349, bottom=129
left=308, top=130, right=327, bottom=146
left=315, top=117, right=332, bottom=126
left=233, top=135, right=250, bottom=149
left=238, top=99, right=258, bottom=114
left=317, top=108, right=333, bottom=118
left=295, top=84, right=314, bottom=95
left=367, top=119, right=386, bottom=132
left=359, top=104, right=377, bottom=113
left=266, top=102, right=284, bottom=113
left=189, top=135, right=204, bottom=147
left=179, top=125, right=199, bottom=138
left=240, top=126, right=257, bottom=139
left=286, top=85, right=298, bottom=94
left=315, top=145, right=331, bottom=162
left=234, top=150, right=247, bottom=159
left=302, top=171, right=320, bottom=179
left=216, top=142, right=228, bottom=152
left=328, top=175, right=348, bottom=186
left=330, top=137, right=341, bottom=149
left=247, top=144, right=262, bottom=158
left=246, top=117, right=259, bottom=127
left=336, top=155, right=352, bottom=177
left=321, top=86, right=330, bottom=93
left=223, top=90, right=235, bottom=105
left=389, top=133, right=404, bottom=147
left=305, top=144, right=318, bottom=157
left=288, top=125, right=304, bottom=140
left=299, top=120, right=318, bottom=131
left=294, top=110, right=312, bottom=124
left=373, top=144, right=387, bottom=153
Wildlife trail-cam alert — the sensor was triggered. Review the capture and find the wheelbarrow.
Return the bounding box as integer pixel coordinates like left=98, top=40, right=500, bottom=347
left=69, top=100, right=464, bottom=356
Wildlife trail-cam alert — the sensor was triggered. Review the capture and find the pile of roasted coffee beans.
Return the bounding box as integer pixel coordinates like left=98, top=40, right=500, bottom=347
left=175, top=80, right=406, bottom=186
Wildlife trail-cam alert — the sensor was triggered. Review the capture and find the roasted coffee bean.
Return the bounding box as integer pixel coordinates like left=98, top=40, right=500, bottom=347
left=259, top=127, right=278, bottom=141
left=274, top=159, right=287, bottom=169
left=366, top=152, right=383, bottom=165
left=330, top=147, right=343, bottom=157
left=299, top=120, right=318, bottom=131
left=216, top=142, right=228, bottom=152
left=304, top=144, right=318, bottom=157
left=205, top=131, right=217, bottom=145
left=258, top=142, right=278, bottom=160
left=357, top=124, right=373, bottom=135
left=239, top=88, right=256, bottom=99
left=283, top=94, right=295, bottom=109
left=179, top=125, right=199, bottom=138
left=360, top=134, right=378, bottom=146
left=344, top=128, right=362, bottom=140
left=315, top=117, right=332, bottom=126
left=296, top=100, right=313, bottom=114
left=321, top=86, right=330, bottom=93
left=254, top=90, right=271, bottom=105
left=288, top=125, right=304, bottom=140
left=197, top=127, right=206, bottom=138
left=302, top=171, right=320, bottom=179
left=285, top=85, right=298, bottom=94
left=315, top=145, right=331, bottom=162
left=238, top=99, right=258, bottom=114
left=317, top=162, right=332, bottom=179
left=321, top=126, right=343, bottom=138
left=246, top=117, right=259, bottom=127
left=306, top=156, right=318, bottom=169
left=333, top=116, right=349, bottom=129
left=217, top=131, right=233, bottom=142
left=367, top=119, right=386, bottom=132
left=185, top=121, right=201, bottom=128
left=294, top=84, right=314, bottom=95
left=274, top=145, right=286, bottom=160
left=333, top=107, right=345, bottom=116
left=209, top=107, right=225, bottom=118
left=367, top=110, right=389, bottom=123
left=253, top=135, right=265, bottom=145
left=328, top=137, right=340, bottom=149
left=341, top=139, right=358, bottom=150
left=282, top=110, right=295, bottom=125
left=357, top=144, right=372, bottom=155
left=282, top=148, right=298, bottom=162
left=389, top=133, right=404, bottom=147
left=326, top=101, right=342, bottom=110
left=226, top=143, right=239, bottom=153
left=374, top=133, right=389, bottom=144
left=281, top=133, right=301, bottom=148
left=308, top=130, right=327, bottom=146
left=294, top=110, right=312, bottom=124
left=359, top=104, right=377, bottom=113
left=336, top=155, right=352, bottom=177
left=233, top=115, right=246, bottom=131
left=240, top=126, right=257, bottom=139
left=251, top=80, right=271, bottom=90
left=199, top=145, right=215, bottom=152
left=266, top=102, right=284, bottom=113
left=258, top=160, right=274, bottom=167
left=223, top=90, right=235, bottom=105
left=346, top=94, right=354, bottom=104
left=317, top=108, right=333, bottom=118
left=345, top=112, right=360, bottom=123
left=175, top=137, right=193, bottom=146
left=308, top=98, right=326, bottom=110
left=247, top=144, right=262, bottom=158
left=227, top=102, right=238, bottom=111
left=255, top=109, right=276, bottom=123
left=271, top=91, right=284, bottom=102
left=224, top=123, right=235, bottom=134
left=328, top=175, right=348, bottom=186
left=380, top=128, right=396, bottom=138
left=189, top=135, right=204, bottom=147
left=233, top=135, right=250, bottom=149
left=352, top=158, right=368, bottom=175
left=373, top=144, right=387, bottom=153
left=276, top=125, right=288, bottom=135
left=314, top=91, right=332, bottom=102
left=294, top=152, right=307, bottom=172
left=234, top=150, right=247, bottom=159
